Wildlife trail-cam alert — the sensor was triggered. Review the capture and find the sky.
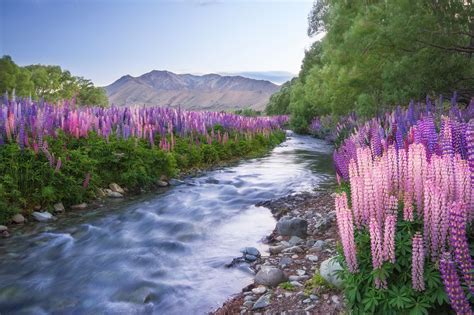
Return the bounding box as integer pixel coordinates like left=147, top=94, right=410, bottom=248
left=0, top=0, right=318, bottom=86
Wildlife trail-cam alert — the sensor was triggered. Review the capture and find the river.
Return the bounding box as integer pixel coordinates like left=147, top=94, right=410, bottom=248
left=0, top=131, right=334, bottom=315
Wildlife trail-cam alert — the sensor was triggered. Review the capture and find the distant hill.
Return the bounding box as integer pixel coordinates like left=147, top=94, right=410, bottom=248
left=104, top=70, right=280, bottom=111
left=218, top=71, right=295, bottom=85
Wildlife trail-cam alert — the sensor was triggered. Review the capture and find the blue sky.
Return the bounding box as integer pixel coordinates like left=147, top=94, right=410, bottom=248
left=0, top=0, right=317, bottom=86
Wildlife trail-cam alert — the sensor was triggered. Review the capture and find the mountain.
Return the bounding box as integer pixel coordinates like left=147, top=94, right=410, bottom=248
left=104, top=70, right=280, bottom=111
left=218, top=71, right=295, bottom=85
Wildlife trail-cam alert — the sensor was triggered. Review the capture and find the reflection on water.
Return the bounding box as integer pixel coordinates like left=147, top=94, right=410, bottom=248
left=0, top=131, right=334, bottom=314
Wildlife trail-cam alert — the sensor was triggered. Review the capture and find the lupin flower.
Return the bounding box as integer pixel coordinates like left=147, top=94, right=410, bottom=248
left=383, top=214, right=396, bottom=263
left=412, top=233, right=425, bottom=291
left=440, top=252, right=473, bottom=314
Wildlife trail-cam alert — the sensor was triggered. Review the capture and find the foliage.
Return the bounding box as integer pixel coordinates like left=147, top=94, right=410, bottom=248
left=279, top=281, right=295, bottom=291
left=0, top=55, right=108, bottom=107
left=332, top=97, right=473, bottom=314
left=266, top=0, right=474, bottom=133
left=233, top=108, right=262, bottom=117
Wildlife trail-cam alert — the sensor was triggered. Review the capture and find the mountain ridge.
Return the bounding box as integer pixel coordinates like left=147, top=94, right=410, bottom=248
left=104, top=70, right=280, bottom=111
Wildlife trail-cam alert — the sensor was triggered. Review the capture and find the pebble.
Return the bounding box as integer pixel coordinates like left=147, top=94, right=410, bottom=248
left=282, top=246, right=303, bottom=254
left=306, top=255, right=318, bottom=262
left=269, top=245, right=286, bottom=254
left=331, top=295, right=340, bottom=304
left=244, top=295, right=255, bottom=302
left=312, top=240, right=326, bottom=252
left=303, top=299, right=311, bottom=304
left=157, top=180, right=169, bottom=187
left=310, top=294, right=318, bottom=300
left=240, top=247, right=261, bottom=257
left=296, top=269, right=306, bottom=276
left=288, top=236, right=304, bottom=246
left=252, top=286, right=267, bottom=295
left=291, top=254, right=299, bottom=259
left=243, top=301, right=254, bottom=308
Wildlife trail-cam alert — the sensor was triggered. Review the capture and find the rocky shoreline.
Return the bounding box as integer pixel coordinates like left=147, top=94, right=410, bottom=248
left=213, top=191, right=345, bottom=315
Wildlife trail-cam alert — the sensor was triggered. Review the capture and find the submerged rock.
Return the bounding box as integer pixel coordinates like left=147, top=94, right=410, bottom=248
left=255, top=266, right=286, bottom=287
left=32, top=211, right=54, bottom=222
left=12, top=214, right=25, bottom=224
left=320, top=257, right=343, bottom=288
left=276, top=216, right=308, bottom=238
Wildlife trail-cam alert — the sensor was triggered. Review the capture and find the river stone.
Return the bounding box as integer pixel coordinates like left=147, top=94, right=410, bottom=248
left=157, top=180, right=169, bottom=187
left=320, top=257, right=343, bottom=288
left=269, top=245, right=285, bottom=254
left=252, top=294, right=271, bottom=310
left=255, top=266, right=286, bottom=287
left=312, top=240, right=327, bottom=252
left=306, top=255, right=319, bottom=262
left=245, top=254, right=258, bottom=262
left=278, top=257, right=293, bottom=268
left=96, top=188, right=107, bottom=198
left=12, top=214, right=25, bottom=224
left=32, top=211, right=54, bottom=222
left=53, top=202, right=65, bottom=213
left=107, top=191, right=124, bottom=198
left=252, top=286, right=267, bottom=295
left=276, top=216, right=308, bottom=238
left=240, top=247, right=261, bottom=257
left=288, top=236, right=304, bottom=246
left=109, top=183, right=125, bottom=194
left=0, top=225, right=7, bottom=232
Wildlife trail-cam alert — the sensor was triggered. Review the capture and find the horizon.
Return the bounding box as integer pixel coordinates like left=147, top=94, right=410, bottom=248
left=0, top=0, right=318, bottom=86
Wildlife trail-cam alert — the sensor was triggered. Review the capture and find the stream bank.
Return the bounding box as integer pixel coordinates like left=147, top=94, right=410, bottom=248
left=213, top=191, right=345, bottom=315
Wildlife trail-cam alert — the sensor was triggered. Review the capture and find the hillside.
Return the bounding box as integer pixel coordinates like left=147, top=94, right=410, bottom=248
left=104, top=70, right=280, bottom=111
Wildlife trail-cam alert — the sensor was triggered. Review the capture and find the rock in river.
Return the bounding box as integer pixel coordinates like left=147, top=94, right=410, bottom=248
left=320, top=257, right=343, bottom=288
left=107, top=191, right=124, bottom=198
left=276, top=216, right=308, bottom=238
left=32, top=211, right=55, bottom=222
left=240, top=247, right=261, bottom=257
left=255, top=266, right=286, bottom=287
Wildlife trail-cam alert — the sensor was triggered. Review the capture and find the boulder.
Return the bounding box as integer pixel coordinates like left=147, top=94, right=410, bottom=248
left=109, top=183, right=125, bottom=194
left=12, top=214, right=25, bottom=224
left=320, top=257, right=343, bottom=288
left=32, top=211, right=54, bottom=222
left=53, top=202, right=65, bottom=213
left=276, top=216, right=308, bottom=238
left=255, top=266, right=286, bottom=287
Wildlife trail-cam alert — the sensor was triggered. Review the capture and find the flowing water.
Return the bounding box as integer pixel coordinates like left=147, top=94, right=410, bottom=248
left=0, top=132, right=334, bottom=315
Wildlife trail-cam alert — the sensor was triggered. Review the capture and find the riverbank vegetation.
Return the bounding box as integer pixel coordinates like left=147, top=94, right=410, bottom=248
left=266, top=0, right=474, bottom=133
left=0, top=97, right=287, bottom=224
left=331, top=98, right=473, bottom=314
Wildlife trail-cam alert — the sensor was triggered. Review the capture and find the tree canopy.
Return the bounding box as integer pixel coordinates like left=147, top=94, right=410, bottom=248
left=266, top=0, right=474, bottom=132
left=0, top=55, right=108, bottom=107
